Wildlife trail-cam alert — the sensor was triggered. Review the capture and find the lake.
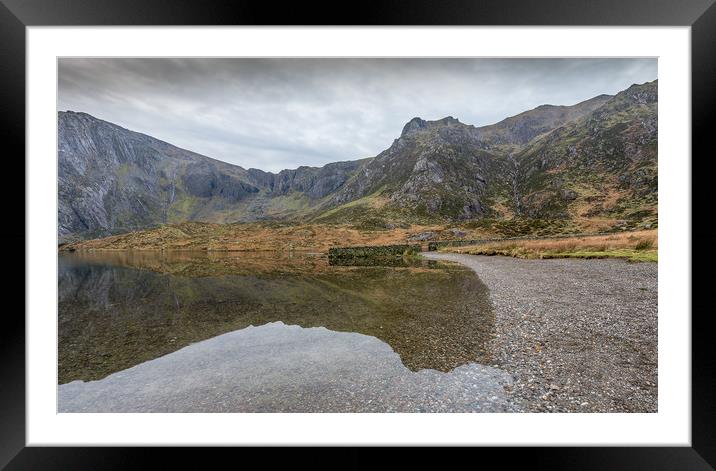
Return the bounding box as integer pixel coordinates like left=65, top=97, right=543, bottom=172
left=58, top=250, right=512, bottom=412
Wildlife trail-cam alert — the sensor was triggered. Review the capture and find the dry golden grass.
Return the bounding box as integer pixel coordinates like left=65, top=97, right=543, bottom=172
left=61, top=220, right=657, bottom=260
left=498, top=229, right=657, bottom=252
left=62, top=222, right=485, bottom=253
left=443, top=229, right=658, bottom=262
left=490, top=200, right=516, bottom=219
left=62, top=222, right=413, bottom=252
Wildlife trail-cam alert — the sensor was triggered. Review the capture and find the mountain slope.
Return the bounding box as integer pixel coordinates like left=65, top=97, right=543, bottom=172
left=58, top=80, right=657, bottom=240
left=475, top=94, right=613, bottom=147
left=313, top=116, right=504, bottom=223
left=58, top=111, right=367, bottom=240
left=512, top=81, right=658, bottom=228
left=309, top=85, right=654, bottom=230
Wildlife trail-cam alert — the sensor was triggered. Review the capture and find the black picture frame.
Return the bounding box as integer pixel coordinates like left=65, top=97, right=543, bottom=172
left=2, top=0, right=714, bottom=468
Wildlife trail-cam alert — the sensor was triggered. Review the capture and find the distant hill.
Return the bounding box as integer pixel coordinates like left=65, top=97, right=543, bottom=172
left=58, top=80, right=657, bottom=241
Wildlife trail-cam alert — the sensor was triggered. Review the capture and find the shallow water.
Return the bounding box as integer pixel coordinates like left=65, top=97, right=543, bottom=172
left=58, top=251, right=504, bottom=412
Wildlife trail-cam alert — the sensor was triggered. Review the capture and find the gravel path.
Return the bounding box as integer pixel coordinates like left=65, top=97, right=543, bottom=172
left=423, top=253, right=658, bottom=412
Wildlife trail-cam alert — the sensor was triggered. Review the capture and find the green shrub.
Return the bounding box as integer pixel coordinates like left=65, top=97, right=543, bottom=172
left=635, top=239, right=653, bottom=251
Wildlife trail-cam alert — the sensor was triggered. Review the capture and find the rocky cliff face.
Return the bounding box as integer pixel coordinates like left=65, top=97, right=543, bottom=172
left=59, top=111, right=256, bottom=240
left=321, top=116, right=498, bottom=219
left=59, top=80, right=657, bottom=240
left=58, top=112, right=365, bottom=241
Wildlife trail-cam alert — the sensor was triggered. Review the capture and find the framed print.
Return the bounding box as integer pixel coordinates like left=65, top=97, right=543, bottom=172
left=3, top=0, right=715, bottom=468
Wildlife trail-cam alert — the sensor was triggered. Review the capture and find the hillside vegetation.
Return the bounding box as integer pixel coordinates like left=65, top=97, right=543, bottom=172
left=440, top=229, right=657, bottom=262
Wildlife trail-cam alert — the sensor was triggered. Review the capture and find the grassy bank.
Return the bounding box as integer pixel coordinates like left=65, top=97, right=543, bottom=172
left=440, top=230, right=657, bottom=262
left=59, top=221, right=507, bottom=252
left=60, top=222, right=426, bottom=252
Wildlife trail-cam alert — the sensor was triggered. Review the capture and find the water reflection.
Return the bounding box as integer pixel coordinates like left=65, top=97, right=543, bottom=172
left=59, top=322, right=513, bottom=413
left=59, top=251, right=495, bottom=385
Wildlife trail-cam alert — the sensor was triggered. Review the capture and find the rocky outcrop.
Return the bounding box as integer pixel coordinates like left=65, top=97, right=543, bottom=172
left=264, top=160, right=368, bottom=199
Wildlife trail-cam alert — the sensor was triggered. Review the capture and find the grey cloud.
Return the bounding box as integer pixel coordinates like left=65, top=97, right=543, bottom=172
left=58, top=58, right=657, bottom=172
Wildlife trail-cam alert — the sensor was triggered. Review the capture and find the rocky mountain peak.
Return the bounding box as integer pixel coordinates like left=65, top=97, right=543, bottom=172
left=435, top=116, right=461, bottom=125
left=400, top=116, right=468, bottom=138
left=401, top=117, right=428, bottom=136
left=588, top=80, right=657, bottom=122
left=621, top=80, right=658, bottom=104
left=60, top=110, right=108, bottom=126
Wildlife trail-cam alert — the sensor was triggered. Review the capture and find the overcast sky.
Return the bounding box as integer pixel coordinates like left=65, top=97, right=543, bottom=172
left=58, top=58, right=657, bottom=173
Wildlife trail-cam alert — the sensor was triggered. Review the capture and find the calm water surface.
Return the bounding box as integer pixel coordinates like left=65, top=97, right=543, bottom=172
left=58, top=251, right=510, bottom=412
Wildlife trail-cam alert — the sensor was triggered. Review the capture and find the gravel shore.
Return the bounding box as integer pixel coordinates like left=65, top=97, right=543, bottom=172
left=423, top=253, right=658, bottom=413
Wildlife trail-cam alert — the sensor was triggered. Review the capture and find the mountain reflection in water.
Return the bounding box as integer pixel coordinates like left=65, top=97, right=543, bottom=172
left=59, top=321, right=513, bottom=413
left=58, top=251, right=495, bottom=386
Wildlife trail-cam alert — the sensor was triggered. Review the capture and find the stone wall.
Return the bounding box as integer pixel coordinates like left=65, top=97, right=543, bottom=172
left=328, top=244, right=422, bottom=265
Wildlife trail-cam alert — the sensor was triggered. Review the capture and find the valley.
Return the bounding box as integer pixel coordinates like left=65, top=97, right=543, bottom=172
left=56, top=71, right=659, bottom=414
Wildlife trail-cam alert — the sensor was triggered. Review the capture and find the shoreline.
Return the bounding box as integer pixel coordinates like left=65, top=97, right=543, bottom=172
left=423, top=252, right=658, bottom=412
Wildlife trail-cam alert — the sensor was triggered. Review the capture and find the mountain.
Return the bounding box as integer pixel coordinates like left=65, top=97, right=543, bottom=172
left=310, top=83, right=654, bottom=232
left=474, top=94, right=613, bottom=146
left=513, top=81, right=657, bottom=223
left=58, top=80, right=657, bottom=241
left=58, top=111, right=366, bottom=240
